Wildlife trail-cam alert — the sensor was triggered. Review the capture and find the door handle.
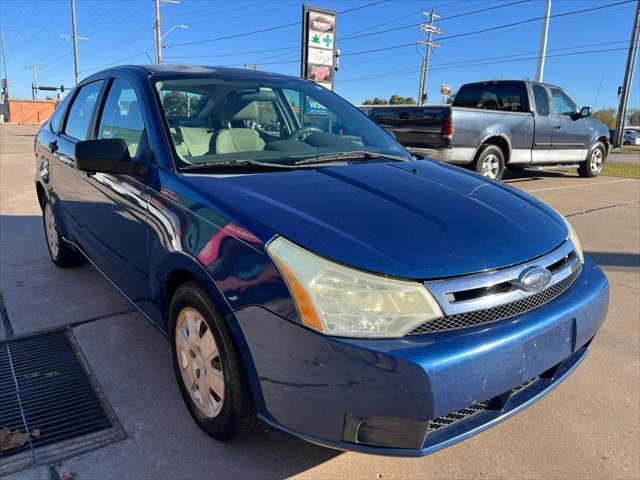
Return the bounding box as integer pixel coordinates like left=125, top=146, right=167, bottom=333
left=48, top=141, right=58, bottom=153
left=553, top=123, right=561, bottom=129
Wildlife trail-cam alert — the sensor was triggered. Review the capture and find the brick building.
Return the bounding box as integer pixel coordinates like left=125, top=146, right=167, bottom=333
left=6, top=99, right=56, bottom=124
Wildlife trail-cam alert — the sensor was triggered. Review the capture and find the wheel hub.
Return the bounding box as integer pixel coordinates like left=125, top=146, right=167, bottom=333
left=175, top=307, right=225, bottom=418
left=44, top=203, right=59, bottom=257
left=481, top=154, right=499, bottom=179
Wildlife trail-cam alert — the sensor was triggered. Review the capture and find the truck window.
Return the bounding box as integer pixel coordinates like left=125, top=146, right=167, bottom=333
left=550, top=88, right=578, bottom=118
left=452, top=81, right=528, bottom=112
left=532, top=85, right=550, bottom=116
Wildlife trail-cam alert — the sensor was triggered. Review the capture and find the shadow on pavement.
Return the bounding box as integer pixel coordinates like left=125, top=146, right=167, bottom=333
left=585, top=251, right=640, bottom=270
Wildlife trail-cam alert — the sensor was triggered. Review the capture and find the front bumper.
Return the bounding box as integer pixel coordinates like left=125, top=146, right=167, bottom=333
left=235, top=258, right=609, bottom=456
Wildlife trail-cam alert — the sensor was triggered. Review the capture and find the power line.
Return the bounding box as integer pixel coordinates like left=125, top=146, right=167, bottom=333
left=168, top=0, right=391, bottom=48
left=338, top=46, right=632, bottom=84
left=340, top=0, right=635, bottom=58
left=340, top=0, right=531, bottom=41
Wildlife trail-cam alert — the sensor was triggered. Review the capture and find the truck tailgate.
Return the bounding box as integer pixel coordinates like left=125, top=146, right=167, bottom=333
left=369, top=106, right=450, bottom=149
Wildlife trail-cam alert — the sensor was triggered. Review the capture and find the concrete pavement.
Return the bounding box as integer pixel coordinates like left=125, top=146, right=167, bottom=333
left=1, top=124, right=638, bottom=479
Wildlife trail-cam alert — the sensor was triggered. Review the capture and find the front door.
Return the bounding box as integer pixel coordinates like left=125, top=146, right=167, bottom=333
left=549, top=87, right=590, bottom=163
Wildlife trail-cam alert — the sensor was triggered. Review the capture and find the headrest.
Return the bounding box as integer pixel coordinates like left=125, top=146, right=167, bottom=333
left=231, top=101, right=258, bottom=121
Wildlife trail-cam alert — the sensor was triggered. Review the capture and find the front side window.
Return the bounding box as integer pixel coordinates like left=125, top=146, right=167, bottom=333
left=153, top=76, right=410, bottom=171
left=64, top=80, right=104, bottom=140
left=532, top=85, right=550, bottom=116
left=551, top=88, right=577, bottom=118
left=452, top=81, right=528, bottom=112
left=97, top=79, right=145, bottom=158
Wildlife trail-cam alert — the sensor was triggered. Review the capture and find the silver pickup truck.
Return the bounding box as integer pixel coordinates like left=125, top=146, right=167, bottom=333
left=364, top=80, right=610, bottom=181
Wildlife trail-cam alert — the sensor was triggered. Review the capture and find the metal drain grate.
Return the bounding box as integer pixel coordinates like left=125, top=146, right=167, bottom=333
left=0, top=329, right=123, bottom=475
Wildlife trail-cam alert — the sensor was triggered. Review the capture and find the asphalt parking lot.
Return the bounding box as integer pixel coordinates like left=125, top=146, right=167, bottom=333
left=1, top=123, right=638, bottom=480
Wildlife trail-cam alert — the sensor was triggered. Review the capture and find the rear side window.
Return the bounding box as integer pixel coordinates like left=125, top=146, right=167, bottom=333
left=452, top=82, right=528, bottom=112
left=550, top=88, right=577, bottom=117
left=532, top=85, right=550, bottom=116
left=97, top=79, right=146, bottom=158
left=49, top=95, right=72, bottom=133
left=64, top=80, right=104, bottom=140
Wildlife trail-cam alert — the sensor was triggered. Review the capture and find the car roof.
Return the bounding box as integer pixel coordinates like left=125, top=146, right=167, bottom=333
left=94, top=64, right=298, bottom=80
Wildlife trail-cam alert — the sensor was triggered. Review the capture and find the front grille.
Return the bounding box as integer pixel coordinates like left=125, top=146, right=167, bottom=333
left=427, top=376, right=540, bottom=432
left=409, top=266, right=581, bottom=335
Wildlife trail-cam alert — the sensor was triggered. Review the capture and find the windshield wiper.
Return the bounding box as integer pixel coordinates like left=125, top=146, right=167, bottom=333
left=180, top=159, right=297, bottom=172
left=294, top=150, right=409, bottom=166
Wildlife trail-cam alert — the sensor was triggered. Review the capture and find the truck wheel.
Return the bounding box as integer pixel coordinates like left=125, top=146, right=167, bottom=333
left=474, top=145, right=505, bottom=181
left=578, top=142, right=606, bottom=178
left=42, top=196, right=85, bottom=267
left=169, top=282, right=258, bottom=440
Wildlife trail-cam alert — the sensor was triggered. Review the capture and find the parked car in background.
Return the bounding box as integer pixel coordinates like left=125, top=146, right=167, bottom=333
left=623, top=129, right=640, bottom=145
left=364, top=80, right=610, bottom=180
left=35, top=65, right=609, bottom=457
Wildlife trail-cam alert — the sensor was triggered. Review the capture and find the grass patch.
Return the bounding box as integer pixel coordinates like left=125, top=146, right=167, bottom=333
left=621, top=145, right=640, bottom=152
left=602, top=161, right=640, bottom=179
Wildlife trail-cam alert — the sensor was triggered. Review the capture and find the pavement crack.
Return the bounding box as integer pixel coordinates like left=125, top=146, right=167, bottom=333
left=566, top=201, right=640, bottom=218
left=70, top=308, right=137, bottom=328
left=608, top=280, right=640, bottom=292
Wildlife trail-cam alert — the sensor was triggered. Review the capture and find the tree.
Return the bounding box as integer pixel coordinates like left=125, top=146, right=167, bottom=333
left=362, top=97, right=388, bottom=105
left=627, top=109, right=640, bottom=126
left=592, top=108, right=617, bottom=129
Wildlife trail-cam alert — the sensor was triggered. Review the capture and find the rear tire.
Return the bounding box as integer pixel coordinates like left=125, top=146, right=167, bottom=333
left=578, top=142, right=606, bottom=178
left=473, top=145, right=505, bottom=181
left=169, top=282, right=258, bottom=441
left=42, top=196, right=85, bottom=267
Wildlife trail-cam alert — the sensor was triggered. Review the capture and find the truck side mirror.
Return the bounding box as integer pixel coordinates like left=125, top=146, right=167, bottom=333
left=580, top=106, right=592, bottom=118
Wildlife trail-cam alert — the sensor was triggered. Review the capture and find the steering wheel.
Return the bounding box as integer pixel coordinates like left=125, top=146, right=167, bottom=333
left=289, top=126, right=323, bottom=142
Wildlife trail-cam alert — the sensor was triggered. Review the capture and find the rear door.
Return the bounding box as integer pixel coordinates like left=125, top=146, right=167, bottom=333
left=549, top=87, right=589, bottom=162
left=530, top=84, right=553, bottom=163
left=79, top=75, right=151, bottom=306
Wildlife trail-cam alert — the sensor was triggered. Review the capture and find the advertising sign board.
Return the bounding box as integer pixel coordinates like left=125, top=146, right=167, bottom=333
left=301, top=5, right=337, bottom=90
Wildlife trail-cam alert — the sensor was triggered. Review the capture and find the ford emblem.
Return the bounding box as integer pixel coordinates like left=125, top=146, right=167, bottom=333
left=516, top=267, right=552, bottom=293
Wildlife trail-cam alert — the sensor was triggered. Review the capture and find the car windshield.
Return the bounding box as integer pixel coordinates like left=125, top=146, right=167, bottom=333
left=153, top=75, right=410, bottom=171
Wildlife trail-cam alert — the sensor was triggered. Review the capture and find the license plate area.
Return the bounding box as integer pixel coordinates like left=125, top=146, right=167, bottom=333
left=523, top=320, right=574, bottom=379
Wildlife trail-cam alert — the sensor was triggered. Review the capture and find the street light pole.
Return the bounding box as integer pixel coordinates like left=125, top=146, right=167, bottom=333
left=613, top=0, right=640, bottom=148
left=535, top=0, right=551, bottom=82
left=0, top=31, right=9, bottom=100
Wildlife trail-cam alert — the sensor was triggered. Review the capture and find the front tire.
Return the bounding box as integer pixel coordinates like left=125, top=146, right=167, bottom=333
left=42, top=197, right=85, bottom=267
left=169, top=282, right=258, bottom=440
left=473, top=145, right=505, bottom=181
left=578, top=142, right=606, bottom=178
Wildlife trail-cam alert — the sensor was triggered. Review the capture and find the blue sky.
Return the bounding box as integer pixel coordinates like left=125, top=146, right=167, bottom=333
left=1, top=0, right=638, bottom=111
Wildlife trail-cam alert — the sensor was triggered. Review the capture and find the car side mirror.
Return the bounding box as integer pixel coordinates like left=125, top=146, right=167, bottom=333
left=75, top=138, right=148, bottom=178
left=580, top=106, right=592, bottom=118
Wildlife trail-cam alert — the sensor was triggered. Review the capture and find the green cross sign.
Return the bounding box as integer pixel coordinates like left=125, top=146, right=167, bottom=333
left=322, top=34, right=332, bottom=48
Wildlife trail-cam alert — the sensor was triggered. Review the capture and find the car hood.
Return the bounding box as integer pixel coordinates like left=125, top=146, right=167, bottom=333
left=183, top=160, right=568, bottom=279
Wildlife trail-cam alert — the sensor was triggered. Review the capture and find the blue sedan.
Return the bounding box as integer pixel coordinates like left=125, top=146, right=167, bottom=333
left=34, top=65, right=609, bottom=455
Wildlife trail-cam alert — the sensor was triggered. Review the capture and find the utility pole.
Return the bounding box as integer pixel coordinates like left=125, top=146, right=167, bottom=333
left=154, top=0, right=181, bottom=64
left=24, top=65, right=41, bottom=100
left=1, top=31, right=9, bottom=101
left=61, top=0, right=88, bottom=84
left=535, top=0, right=551, bottom=82
left=613, top=0, right=640, bottom=148
left=71, top=0, right=80, bottom=84
left=155, top=0, right=162, bottom=64
left=417, top=9, right=442, bottom=106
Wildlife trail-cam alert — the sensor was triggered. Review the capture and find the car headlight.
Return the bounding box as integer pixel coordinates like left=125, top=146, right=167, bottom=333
left=267, top=237, right=443, bottom=338
left=551, top=207, right=584, bottom=264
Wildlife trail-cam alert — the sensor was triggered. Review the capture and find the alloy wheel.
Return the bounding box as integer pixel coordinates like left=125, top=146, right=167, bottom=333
left=590, top=148, right=603, bottom=174
left=44, top=202, right=60, bottom=258
left=175, top=307, right=225, bottom=418
left=481, top=154, right=500, bottom=179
